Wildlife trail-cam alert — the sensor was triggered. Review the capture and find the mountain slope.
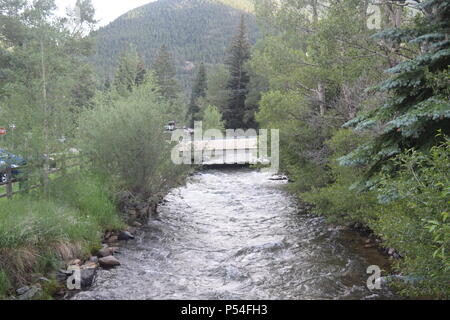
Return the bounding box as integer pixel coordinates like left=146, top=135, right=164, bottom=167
left=91, top=0, right=259, bottom=90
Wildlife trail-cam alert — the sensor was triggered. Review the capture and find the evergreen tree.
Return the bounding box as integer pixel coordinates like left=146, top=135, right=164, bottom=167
left=340, top=0, right=450, bottom=181
left=114, top=45, right=142, bottom=97
left=224, top=15, right=252, bottom=129
left=135, top=54, right=147, bottom=87
left=187, top=62, right=207, bottom=127
left=205, top=64, right=230, bottom=113
left=152, top=44, right=179, bottom=100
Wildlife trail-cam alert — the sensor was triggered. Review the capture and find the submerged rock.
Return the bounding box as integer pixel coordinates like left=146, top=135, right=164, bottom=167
left=235, top=241, right=288, bottom=256
left=269, top=175, right=288, bottom=181
left=222, top=265, right=249, bottom=281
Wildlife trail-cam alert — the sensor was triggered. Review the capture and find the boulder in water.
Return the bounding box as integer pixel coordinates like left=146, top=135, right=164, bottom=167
left=99, top=256, right=121, bottom=268
left=81, top=268, right=97, bottom=289
left=118, top=231, right=135, bottom=241
left=97, top=247, right=114, bottom=258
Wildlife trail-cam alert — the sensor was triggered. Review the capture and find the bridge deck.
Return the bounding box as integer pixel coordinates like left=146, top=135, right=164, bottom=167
left=177, top=137, right=268, bottom=165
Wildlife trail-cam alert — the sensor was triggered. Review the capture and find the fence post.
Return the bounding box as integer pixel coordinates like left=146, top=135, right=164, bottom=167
left=79, top=152, right=84, bottom=171
left=40, top=161, right=50, bottom=198
left=6, top=166, right=13, bottom=199
left=61, top=154, right=66, bottom=176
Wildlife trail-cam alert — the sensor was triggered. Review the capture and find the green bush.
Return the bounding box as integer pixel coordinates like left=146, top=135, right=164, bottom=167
left=79, top=77, right=188, bottom=196
left=301, top=129, right=378, bottom=224
left=202, top=105, right=225, bottom=131
left=373, top=139, right=450, bottom=298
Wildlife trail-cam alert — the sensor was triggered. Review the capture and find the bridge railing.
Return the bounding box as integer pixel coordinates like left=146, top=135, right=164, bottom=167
left=176, top=136, right=265, bottom=165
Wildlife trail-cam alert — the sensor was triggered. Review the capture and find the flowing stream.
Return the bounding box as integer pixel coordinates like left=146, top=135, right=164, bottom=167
left=74, top=168, right=398, bottom=300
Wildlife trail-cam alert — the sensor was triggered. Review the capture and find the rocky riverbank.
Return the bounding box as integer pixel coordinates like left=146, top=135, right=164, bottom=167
left=9, top=193, right=164, bottom=300
left=296, top=199, right=403, bottom=261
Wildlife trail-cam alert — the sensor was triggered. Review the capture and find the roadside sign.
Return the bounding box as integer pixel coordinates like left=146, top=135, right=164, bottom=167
left=0, top=128, right=6, bottom=135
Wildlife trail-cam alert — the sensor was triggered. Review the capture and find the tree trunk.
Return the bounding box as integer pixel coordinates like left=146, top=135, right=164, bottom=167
left=318, top=82, right=326, bottom=117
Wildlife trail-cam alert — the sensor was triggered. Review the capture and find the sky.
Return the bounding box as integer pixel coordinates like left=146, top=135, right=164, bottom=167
left=55, top=0, right=157, bottom=27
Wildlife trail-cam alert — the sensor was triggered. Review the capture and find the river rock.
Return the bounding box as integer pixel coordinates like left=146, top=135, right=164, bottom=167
left=18, top=285, right=41, bottom=300
left=16, top=286, right=30, bottom=295
left=82, top=261, right=98, bottom=269
left=130, top=201, right=146, bottom=211
left=80, top=268, right=97, bottom=289
left=118, top=231, right=135, bottom=241
left=353, top=222, right=362, bottom=229
left=99, top=256, right=121, bottom=268
left=127, top=209, right=137, bottom=216
left=106, top=235, right=119, bottom=244
left=56, top=269, right=72, bottom=283
left=69, top=259, right=82, bottom=266
left=110, top=247, right=120, bottom=254
left=89, top=256, right=99, bottom=263
left=97, top=247, right=113, bottom=258
left=269, top=175, right=288, bottom=181
left=132, top=221, right=143, bottom=228
left=126, top=226, right=137, bottom=234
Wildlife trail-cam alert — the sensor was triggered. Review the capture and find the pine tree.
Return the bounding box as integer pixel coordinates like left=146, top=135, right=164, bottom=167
left=135, top=53, right=147, bottom=86
left=340, top=0, right=450, bottom=182
left=152, top=44, right=179, bottom=100
left=224, top=15, right=251, bottom=129
left=187, top=62, right=207, bottom=127
left=114, top=46, right=141, bottom=97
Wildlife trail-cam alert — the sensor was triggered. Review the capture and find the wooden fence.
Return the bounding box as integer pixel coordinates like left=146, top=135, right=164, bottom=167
left=0, top=154, right=85, bottom=199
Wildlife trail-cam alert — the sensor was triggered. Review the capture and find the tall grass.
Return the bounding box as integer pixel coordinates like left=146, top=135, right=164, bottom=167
left=0, top=173, right=124, bottom=298
left=49, top=172, right=125, bottom=230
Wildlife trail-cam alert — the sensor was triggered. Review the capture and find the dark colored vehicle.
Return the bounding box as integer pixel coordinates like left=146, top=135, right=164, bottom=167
left=0, top=149, right=26, bottom=184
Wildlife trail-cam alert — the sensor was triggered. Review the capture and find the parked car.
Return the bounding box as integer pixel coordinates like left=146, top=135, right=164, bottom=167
left=0, top=149, right=27, bottom=183
left=165, top=121, right=177, bottom=132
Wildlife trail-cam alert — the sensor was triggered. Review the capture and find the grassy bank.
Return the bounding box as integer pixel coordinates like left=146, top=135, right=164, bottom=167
left=0, top=172, right=125, bottom=299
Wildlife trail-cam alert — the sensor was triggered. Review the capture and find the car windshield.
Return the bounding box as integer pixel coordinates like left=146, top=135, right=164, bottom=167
left=0, top=150, right=9, bottom=161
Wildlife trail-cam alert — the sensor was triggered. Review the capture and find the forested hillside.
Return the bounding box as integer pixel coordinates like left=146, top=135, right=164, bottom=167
left=91, top=0, right=259, bottom=91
